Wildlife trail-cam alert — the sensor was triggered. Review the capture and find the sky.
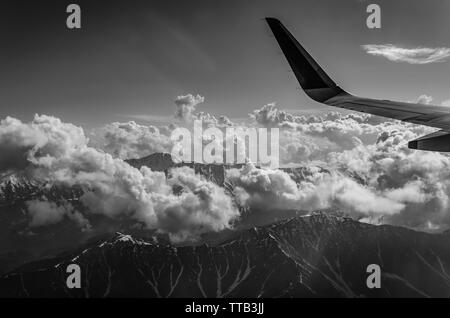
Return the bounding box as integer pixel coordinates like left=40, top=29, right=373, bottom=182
left=4, top=0, right=450, bottom=246
left=1, top=0, right=450, bottom=128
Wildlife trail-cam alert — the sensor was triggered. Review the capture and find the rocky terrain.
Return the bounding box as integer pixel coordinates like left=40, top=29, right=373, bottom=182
left=2, top=213, right=450, bottom=298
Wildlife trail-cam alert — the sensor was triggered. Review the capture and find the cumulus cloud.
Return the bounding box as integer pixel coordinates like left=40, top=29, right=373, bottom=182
left=92, top=95, right=234, bottom=163
left=160, top=167, right=238, bottom=241
left=250, top=103, right=300, bottom=128
left=241, top=101, right=450, bottom=231
left=362, top=44, right=450, bottom=64
left=92, top=121, right=173, bottom=160
left=250, top=103, right=430, bottom=165
left=0, top=115, right=86, bottom=173
left=193, top=112, right=233, bottom=128
left=416, top=94, right=433, bottom=105
left=4, top=92, right=450, bottom=238
left=0, top=114, right=239, bottom=242
left=411, top=95, right=450, bottom=106
left=174, top=94, right=205, bottom=122
left=174, top=94, right=232, bottom=127
left=326, top=128, right=450, bottom=230
left=227, top=163, right=407, bottom=219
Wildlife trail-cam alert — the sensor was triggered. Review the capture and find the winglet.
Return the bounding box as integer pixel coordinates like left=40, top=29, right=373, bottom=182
left=265, top=17, right=346, bottom=102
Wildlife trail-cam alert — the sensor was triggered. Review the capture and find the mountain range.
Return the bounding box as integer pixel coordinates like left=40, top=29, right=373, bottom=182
left=1, top=153, right=449, bottom=298
left=1, top=213, right=450, bottom=297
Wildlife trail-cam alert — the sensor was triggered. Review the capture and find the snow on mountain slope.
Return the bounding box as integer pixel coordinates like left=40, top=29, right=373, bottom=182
left=2, top=213, right=450, bottom=298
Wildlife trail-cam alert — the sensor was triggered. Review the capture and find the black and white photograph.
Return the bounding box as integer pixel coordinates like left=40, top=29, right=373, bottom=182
left=1, top=0, right=450, bottom=306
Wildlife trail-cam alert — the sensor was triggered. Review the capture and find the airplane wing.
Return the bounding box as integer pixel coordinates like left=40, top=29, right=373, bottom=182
left=265, top=17, right=450, bottom=152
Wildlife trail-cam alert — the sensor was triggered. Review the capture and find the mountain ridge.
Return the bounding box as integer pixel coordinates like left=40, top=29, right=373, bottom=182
left=2, top=213, right=450, bottom=298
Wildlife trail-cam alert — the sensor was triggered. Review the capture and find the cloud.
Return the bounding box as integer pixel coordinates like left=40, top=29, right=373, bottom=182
left=131, top=97, right=450, bottom=232
left=326, top=129, right=450, bottom=230
left=362, top=44, right=450, bottom=64
left=0, top=115, right=86, bottom=173
left=193, top=112, right=234, bottom=127
left=243, top=102, right=450, bottom=231
left=250, top=103, right=299, bottom=128
left=174, top=94, right=205, bottom=122
left=4, top=92, right=450, bottom=238
left=159, top=167, right=238, bottom=241
left=92, top=96, right=234, bottom=162
left=27, top=200, right=71, bottom=227
left=26, top=199, right=91, bottom=231
left=92, top=121, right=173, bottom=160
left=410, top=94, right=450, bottom=107
left=250, top=103, right=429, bottom=165
left=227, top=163, right=406, bottom=220
left=0, top=114, right=239, bottom=242
left=69, top=97, right=450, bottom=232
left=416, top=94, right=433, bottom=105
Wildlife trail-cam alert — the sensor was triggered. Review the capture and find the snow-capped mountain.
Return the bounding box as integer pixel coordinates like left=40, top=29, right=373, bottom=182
left=1, top=152, right=443, bottom=298
left=2, top=213, right=450, bottom=298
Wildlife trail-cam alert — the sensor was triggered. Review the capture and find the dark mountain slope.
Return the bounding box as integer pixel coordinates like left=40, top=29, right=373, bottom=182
left=2, top=214, right=450, bottom=298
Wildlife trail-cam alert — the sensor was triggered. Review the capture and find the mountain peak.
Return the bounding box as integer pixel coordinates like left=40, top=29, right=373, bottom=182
left=126, top=153, right=175, bottom=171
left=111, top=232, right=153, bottom=246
